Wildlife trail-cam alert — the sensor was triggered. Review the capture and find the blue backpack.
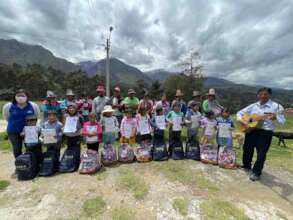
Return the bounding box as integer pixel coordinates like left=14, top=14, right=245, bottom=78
left=185, top=139, right=200, bottom=161
left=59, top=148, right=80, bottom=173
left=15, top=152, right=37, bottom=181
left=152, top=134, right=168, bottom=161
left=39, top=150, right=59, bottom=176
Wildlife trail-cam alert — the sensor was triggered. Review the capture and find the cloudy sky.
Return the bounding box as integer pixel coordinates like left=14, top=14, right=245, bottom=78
left=0, top=0, right=293, bottom=89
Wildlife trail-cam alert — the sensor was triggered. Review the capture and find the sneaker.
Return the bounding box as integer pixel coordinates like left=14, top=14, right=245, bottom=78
left=249, top=173, right=260, bottom=181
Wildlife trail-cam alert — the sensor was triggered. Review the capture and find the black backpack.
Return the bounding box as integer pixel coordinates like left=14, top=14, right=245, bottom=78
left=152, top=135, right=168, bottom=161
left=185, top=139, right=200, bottom=160
left=59, top=148, right=80, bottom=173
left=39, top=150, right=59, bottom=176
left=169, top=139, right=185, bottom=160
left=15, top=152, right=37, bottom=181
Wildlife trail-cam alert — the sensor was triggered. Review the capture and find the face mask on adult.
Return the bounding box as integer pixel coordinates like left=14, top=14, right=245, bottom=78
left=15, top=96, right=27, bottom=104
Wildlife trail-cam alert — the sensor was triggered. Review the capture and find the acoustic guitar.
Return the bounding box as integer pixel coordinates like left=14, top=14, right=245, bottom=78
left=237, top=114, right=264, bottom=133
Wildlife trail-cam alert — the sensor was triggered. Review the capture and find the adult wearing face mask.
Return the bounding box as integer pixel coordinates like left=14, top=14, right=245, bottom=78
left=2, top=89, right=40, bottom=160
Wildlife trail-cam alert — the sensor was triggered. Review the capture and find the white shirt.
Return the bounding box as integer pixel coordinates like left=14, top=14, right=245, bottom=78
left=236, top=100, right=285, bottom=131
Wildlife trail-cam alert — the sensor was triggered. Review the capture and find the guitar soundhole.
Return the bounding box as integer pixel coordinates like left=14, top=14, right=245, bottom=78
left=249, top=119, right=253, bottom=123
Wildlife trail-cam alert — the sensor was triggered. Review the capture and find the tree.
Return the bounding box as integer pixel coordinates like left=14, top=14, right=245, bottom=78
left=164, top=73, right=204, bottom=102
left=149, top=80, right=163, bottom=100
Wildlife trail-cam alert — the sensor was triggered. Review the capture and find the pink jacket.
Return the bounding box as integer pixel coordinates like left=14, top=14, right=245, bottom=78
left=135, top=114, right=151, bottom=134
left=120, top=116, right=137, bottom=137
left=81, top=121, right=103, bottom=141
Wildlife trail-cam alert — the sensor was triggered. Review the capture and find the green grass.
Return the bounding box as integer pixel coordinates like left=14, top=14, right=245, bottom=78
left=0, top=132, right=10, bottom=152
left=200, top=200, right=251, bottom=220
left=172, top=197, right=190, bottom=216
left=111, top=207, right=134, bottom=220
left=82, top=195, right=106, bottom=217
left=152, top=160, right=219, bottom=192
left=0, top=180, right=10, bottom=190
left=0, top=101, right=5, bottom=119
left=117, top=168, right=149, bottom=200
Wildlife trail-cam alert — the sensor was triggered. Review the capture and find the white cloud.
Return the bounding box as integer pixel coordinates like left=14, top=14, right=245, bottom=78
left=0, top=0, right=293, bottom=89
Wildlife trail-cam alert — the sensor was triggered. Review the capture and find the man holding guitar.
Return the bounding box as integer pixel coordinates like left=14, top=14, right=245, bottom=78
left=237, top=87, right=285, bottom=181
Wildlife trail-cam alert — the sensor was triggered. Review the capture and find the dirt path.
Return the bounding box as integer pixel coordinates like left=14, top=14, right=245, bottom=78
left=0, top=120, right=7, bottom=133
left=0, top=151, right=293, bottom=220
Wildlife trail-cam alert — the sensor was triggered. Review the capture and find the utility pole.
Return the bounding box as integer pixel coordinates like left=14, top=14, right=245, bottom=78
left=105, top=26, right=113, bottom=97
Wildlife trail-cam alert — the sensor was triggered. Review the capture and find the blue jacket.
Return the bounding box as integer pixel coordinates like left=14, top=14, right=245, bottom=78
left=7, top=102, right=35, bottom=134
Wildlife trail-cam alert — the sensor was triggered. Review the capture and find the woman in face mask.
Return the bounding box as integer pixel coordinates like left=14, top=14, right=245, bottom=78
left=2, top=89, right=40, bottom=164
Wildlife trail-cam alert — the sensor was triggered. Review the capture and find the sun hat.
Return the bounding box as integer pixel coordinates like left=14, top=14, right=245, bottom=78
left=192, top=91, right=201, bottom=97
left=66, top=89, right=75, bottom=96
left=46, top=90, right=56, bottom=98
left=102, top=105, right=115, bottom=114
left=128, top=89, right=136, bottom=94
left=207, top=88, right=216, bottom=96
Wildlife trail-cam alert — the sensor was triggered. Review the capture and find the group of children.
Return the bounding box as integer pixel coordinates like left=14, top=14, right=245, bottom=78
left=17, top=99, right=236, bottom=180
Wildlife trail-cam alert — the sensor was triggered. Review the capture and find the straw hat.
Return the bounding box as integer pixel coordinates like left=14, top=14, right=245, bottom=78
left=128, top=89, right=136, bottom=94
left=102, top=105, right=115, bottom=113
left=46, top=90, right=56, bottom=98
left=175, top=89, right=184, bottom=97
left=192, top=91, right=201, bottom=97
left=207, top=88, right=216, bottom=96
left=66, top=89, right=75, bottom=96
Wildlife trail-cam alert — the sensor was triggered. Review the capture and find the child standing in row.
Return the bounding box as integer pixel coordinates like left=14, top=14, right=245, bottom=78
left=151, top=105, right=166, bottom=146
left=81, top=112, right=102, bottom=151
left=217, top=108, right=236, bottom=169
left=21, top=115, right=43, bottom=168
left=100, top=106, right=119, bottom=145
left=41, top=111, right=63, bottom=159
left=151, top=105, right=169, bottom=161
left=200, top=111, right=217, bottom=144
left=185, top=101, right=202, bottom=142
left=120, top=108, right=137, bottom=145
left=63, top=104, right=83, bottom=160
left=136, top=106, right=152, bottom=144
left=166, top=101, right=185, bottom=159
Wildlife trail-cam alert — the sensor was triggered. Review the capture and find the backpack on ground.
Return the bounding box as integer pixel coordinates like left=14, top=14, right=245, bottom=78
left=59, top=147, right=80, bottom=173
left=15, top=152, right=37, bottom=181
left=185, top=139, right=200, bottom=161
left=135, top=140, right=152, bottom=162
left=118, top=143, right=135, bottom=163
left=101, top=144, right=118, bottom=166
left=79, top=149, right=101, bottom=174
left=200, top=144, right=218, bottom=165
left=169, top=139, right=185, bottom=160
left=152, top=135, right=168, bottom=161
left=218, top=146, right=236, bottom=169
left=39, top=150, right=59, bottom=176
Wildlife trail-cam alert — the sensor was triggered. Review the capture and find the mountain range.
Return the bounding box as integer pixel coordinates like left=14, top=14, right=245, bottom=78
left=0, top=38, right=292, bottom=101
